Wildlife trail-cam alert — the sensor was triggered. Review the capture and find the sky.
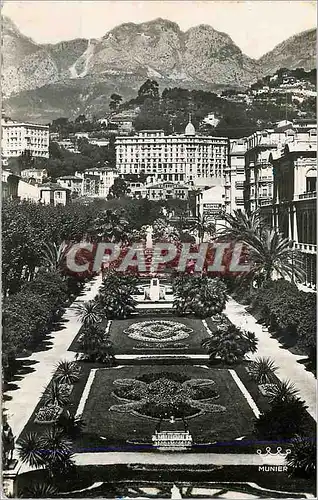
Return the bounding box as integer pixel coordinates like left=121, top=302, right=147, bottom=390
left=2, top=0, right=317, bottom=59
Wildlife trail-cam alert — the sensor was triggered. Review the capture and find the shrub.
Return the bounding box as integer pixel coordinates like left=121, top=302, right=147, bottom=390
left=35, top=404, right=62, bottom=423
left=287, top=436, right=316, bottom=479
left=255, top=397, right=308, bottom=439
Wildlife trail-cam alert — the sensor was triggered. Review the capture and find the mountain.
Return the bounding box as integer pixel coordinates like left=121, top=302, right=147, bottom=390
left=2, top=16, right=316, bottom=122
left=258, top=28, right=316, bottom=76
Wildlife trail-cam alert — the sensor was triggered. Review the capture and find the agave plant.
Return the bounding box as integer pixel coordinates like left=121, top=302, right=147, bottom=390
left=53, top=360, right=80, bottom=385
left=40, top=427, right=74, bottom=476
left=19, top=481, right=58, bottom=498
left=74, top=300, right=101, bottom=327
left=287, top=436, right=316, bottom=478
left=42, top=380, right=70, bottom=407
left=18, top=432, right=46, bottom=469
left=266, top=379, right=300, bottom=403
left=249, top=357, right=278, bottom=384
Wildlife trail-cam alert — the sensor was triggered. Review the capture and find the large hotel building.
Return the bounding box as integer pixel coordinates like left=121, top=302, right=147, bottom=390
left=1, top=118, right=49, bottom=164
left=115, top=119, right=229, bottom=185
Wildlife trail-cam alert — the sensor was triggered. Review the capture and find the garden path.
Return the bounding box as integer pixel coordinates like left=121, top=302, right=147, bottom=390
left=225, top=298, right=317, bottom=421
left=72, top=451, right=288, bottom=466
left=4, top=275, right=103, bottom=443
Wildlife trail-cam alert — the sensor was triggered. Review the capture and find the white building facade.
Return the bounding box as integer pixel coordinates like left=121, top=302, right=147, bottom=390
left=1, top=119, right=49, bottom=161
left=225, top=139, right=246, bottom=213
left=116, top=120, right=229, bottom=186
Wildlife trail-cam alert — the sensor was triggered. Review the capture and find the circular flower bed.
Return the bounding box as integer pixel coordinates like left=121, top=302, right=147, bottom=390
left=124, top=320, right=193, bottom=343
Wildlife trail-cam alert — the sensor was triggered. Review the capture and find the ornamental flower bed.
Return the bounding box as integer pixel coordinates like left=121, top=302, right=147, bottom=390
left=124, top=320, right=193, bottom=344
left=111, top=372, right=223, bottom=419
left=34, top=404, right=63, bottom=424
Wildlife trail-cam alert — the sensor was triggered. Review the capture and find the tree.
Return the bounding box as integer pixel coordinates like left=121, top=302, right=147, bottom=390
left=76, top=324, right=115, bottom=365
left=202, top=324, right=258, bottom=364
left=42, top=380, right=70, bottom=407
left=138, top=79, right=159, bottom=101
left=173, top=276, right=227, bottom=318
left=108, top=178, right=128, bottom=199
left=109, top=93, right=122, bottom=112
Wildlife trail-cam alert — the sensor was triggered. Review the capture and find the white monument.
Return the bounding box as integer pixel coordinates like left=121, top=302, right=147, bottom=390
left=145, top=226, right=153, bottom=249
left=171, top=484, right=182, bottom=499
left=149, top=278, right=160, bottom=302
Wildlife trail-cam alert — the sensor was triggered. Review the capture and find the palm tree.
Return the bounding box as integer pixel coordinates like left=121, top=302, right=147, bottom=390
left=287, top=436, right=316, bottom=478
left=74, top=300, right=101, bottom=327
left=249, top=357, right=278, bottom=384
left=173, top=276, right=227, bottom=318
left=190, top=215, right=215, bottom=242
left=266, top=379, right=300, bottom=403
left=76, top=324, right=115, bottom=365
left=218, top=209, right=264, bottom=242
left=42, top=380, right=70, bottom=407
left=246, top=229, right=305, bottom=285
left=202, top=324, right=258, bottom=364
left=53, top=361, right=80, bottom=385
left=40, top=241, right=69, bottom=272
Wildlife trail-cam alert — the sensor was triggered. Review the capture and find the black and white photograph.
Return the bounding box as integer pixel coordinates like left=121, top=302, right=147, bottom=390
left=1, top=1, right=317, bottom=498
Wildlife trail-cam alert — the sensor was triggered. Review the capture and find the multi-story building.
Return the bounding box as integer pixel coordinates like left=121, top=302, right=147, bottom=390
left=57, top=175, right=83, bottom=196
left=260, top=133, right=317, bottom=288
left=21, top=168, right=48, bottom=184
left=244, top=129, right=286, bottom=213
left=39, top=183, right=70, bottom=206
left=116, top=119, right=229, bottom=186
left=1, top=118, right=49, bottom=163
left=146, top=181, right=190, bottom=201
left=244, top=124, right=317, bottom=213
left=225, top=139, right=246, bottom=213
left=75, top=167, right=118, bottom=198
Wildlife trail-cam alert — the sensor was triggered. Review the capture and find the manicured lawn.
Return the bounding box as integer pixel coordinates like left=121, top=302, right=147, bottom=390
left=108, top=316, right=209, bottom=355
left=77, top=365, right=256, bottom=450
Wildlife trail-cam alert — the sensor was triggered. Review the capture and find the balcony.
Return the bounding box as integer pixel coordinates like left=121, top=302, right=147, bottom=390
left=298, top=191, right=317, bottom=200
left=259, top=198, right=273, bottom=206
left=258, top=176, right=273, bottom=182
left=294, top=242, right=317, bottom=254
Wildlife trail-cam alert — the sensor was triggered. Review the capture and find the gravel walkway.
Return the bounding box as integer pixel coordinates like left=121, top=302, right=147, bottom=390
left=225, top=297, right=317, bottom=421
left=4, top=275, right=103, bottom=443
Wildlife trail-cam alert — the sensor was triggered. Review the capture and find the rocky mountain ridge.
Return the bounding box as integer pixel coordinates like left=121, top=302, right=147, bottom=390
left=2, top=16, right=316, bottom=122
